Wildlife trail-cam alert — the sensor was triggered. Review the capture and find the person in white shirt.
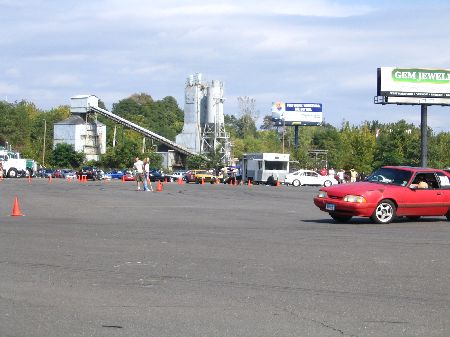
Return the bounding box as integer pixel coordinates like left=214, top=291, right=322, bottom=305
left=337, top=169, right=345, bottom=184
left=328, top=167, right=335, bottom=177
left=133, top=157, right=144, bottom=191
left=143, top=157, right=153, bottom=192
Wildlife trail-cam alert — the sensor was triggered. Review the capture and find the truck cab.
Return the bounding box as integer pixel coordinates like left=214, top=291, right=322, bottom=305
left=0, top=152, right=27, bottom=178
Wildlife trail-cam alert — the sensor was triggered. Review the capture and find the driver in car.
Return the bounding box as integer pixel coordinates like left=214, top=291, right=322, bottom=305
left=410, top=177, right=428, bottom=189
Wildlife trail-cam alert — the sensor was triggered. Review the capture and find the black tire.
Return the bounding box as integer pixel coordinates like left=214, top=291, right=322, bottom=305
left=371, top=199, right=396, bottom=224
left=330, top=214, right=352, bottom=223
left=446, top=209, right=450, bottom=221
left=7, top=168, right=18, bottom=178
left=292, top=179, right=300, bottom=187
left=323, top=180, right=332, bottom=187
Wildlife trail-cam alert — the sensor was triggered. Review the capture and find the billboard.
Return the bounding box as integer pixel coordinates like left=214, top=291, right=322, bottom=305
left=377, top=67, right=450, bottom=99
left=271, top=102, right=323, bottom=126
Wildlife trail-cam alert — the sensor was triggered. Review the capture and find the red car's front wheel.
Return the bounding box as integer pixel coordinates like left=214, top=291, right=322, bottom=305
left=371, top=199, right=396, bottom=224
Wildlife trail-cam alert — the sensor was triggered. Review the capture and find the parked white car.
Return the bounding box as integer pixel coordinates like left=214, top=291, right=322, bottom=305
left=284, top=169, right=338, bottom=187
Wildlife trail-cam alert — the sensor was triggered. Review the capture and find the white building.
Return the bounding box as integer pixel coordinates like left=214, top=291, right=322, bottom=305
left=53, top=114, right=106, bottom=162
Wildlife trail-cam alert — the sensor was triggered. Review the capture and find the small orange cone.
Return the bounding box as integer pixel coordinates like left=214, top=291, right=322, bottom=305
left=201, top=177, right=204, bottom=185
left=122, top=175, right=125, bottom=183
left=276, top=180, right=280, bottom=187
left=48, top=175, right=52, bottom=183
left=248, top=179, right=252, bottom=187
left=11, top=196, right=24, bottom=216
left=156, top=180, right=163, bottom=192
left=177, top=177, right=183, bottom=185
left=28, top=175, right=31, bottom=183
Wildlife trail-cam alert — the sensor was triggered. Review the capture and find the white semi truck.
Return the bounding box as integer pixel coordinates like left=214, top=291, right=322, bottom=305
left=241, top=153, right=290, bottom=184
left=0, top=149, right=28, bottom=178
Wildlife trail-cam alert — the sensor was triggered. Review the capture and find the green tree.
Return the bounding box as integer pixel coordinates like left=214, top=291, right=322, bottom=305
left=187, top=154, right=209, bottom=169
left=49, top=143, right=85, bottom=168
left=373, top=120, right=420, bottom=168
left=428, top=131, right=450, bottom=168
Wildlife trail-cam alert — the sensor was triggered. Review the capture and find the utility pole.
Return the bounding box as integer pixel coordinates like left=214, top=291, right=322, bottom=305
left=113, top=125, right=117, bottom=148
left=282, top=115, right=286, bottom=154
left=42, top=119, right=47, bottom=167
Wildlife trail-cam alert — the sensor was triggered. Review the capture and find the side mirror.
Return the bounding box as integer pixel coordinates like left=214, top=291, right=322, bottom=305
left=409, top=184, right=418, bottom=190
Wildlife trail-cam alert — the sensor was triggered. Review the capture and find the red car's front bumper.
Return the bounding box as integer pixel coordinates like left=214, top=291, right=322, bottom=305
left=313, top=197, right=376, bottom=217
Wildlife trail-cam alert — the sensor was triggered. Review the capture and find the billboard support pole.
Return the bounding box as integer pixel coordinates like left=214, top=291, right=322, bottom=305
left=294, top=125, right=299, bottom=150
left=420, top=104, right=428, bottom=167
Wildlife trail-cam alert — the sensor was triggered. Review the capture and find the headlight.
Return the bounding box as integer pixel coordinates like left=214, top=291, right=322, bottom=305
left=343, top=195, right=367, bottom=203
left=317, top=191, right=328, bottom=198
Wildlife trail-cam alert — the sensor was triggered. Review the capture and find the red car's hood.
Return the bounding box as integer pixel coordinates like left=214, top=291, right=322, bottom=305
left=321, top=181, right=390, bottom=197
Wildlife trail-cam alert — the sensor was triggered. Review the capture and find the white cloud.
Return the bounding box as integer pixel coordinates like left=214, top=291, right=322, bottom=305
left=46, top=74, right=82, bottom=87
left=0, top=81, right=19, bottom=94
left=1, top=0, right=450, bottom=132
left=97, top=0, right=373, bottom=20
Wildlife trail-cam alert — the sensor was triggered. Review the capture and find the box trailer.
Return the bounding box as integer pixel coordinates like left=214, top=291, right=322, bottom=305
left=241, top=153, right=290, bottom=184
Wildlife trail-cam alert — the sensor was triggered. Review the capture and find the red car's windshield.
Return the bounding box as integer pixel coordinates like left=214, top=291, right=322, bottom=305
left=365, top=167, right=413, bottom=186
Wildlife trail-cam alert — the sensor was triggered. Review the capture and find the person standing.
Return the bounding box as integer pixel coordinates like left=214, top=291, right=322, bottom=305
left=133, top=157, right=144, bottom=191
left=143, top=157, right=153, bottom=192
left=350, top=168, right=358, bottom=183
left=328, top=167, right=335, bottom=177
left=337, top=169, right=345, bottom=184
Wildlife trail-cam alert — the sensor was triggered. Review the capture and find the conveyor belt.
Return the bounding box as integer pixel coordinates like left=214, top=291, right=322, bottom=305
left=89, top=105, right=195, bottom=156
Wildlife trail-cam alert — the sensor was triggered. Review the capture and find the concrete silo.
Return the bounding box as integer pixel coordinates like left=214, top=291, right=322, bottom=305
left=176, top=74, right=230, bottom=163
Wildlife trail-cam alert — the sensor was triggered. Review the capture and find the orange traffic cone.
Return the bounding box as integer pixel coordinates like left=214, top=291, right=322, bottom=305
left=177, top=177, right=183, bottom=185
left=11, top=196, right=24, bottom=216
left=156, top=180, right=163, bottom=192
left=48, top=175, right=52, bottom=183
left=201, top=177, right=204, bottom=185
left=248, top=179, right=252, bottom=187
left=276, top=180, right=280, bottom=187
left=28, top=175, right=31, bottom=183
left=122, top=175, right=125, bottom=183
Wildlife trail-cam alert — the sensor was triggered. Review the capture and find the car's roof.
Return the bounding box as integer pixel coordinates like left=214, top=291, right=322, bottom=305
left=383, top=166, right=445, bottom=172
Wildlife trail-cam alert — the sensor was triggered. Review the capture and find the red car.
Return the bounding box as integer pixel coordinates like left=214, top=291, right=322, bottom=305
left=122, top=170, right=136, bottom=181
left=314, top=166, right=450, bottom=224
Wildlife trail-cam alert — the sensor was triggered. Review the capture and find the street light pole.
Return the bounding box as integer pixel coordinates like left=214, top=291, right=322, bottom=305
left=281, top=114, right=285, bottom=154
left=42, top=119, right=47, bottom=167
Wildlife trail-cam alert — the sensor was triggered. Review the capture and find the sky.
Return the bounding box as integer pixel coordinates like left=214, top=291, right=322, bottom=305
left=1, top=0, right=450, bottom=132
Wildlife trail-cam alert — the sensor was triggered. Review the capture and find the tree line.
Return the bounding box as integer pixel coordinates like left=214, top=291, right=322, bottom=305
left=1, top=94, right=450, bottom=173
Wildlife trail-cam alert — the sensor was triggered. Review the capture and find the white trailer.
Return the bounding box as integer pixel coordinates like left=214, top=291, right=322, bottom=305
left=241, top=153, right=290, bottom=184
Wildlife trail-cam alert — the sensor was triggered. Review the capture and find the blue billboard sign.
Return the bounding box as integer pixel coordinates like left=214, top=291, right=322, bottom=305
left=272, top=102, right=323, bottom=126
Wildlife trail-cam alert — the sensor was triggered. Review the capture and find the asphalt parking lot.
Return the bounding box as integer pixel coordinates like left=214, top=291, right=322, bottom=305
left=1, top=178, right=449, bottom=337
